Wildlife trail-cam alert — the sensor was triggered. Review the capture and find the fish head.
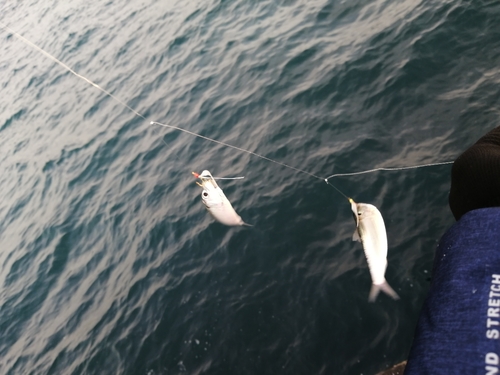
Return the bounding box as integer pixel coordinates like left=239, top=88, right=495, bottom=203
left=355, top=203, right=380, bottom=220
left=200, top=184, right=221, bottom=209
left=350, top=199, right=382, bottom=225
left=193, top=170, right=220, bottom=208
left=192, top=170, right=245, bottom=226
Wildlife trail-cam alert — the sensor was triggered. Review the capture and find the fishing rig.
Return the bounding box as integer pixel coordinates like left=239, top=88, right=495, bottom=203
left=1, top=23, right=458, bottom=302
left=0, top=23, right=454, bottom=205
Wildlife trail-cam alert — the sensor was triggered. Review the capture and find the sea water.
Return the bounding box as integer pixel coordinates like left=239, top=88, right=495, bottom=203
left=1, top=0, right=499, bottom=374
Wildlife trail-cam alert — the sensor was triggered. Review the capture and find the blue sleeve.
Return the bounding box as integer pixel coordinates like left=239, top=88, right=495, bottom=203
left=405, top=208, right=500, bottom=374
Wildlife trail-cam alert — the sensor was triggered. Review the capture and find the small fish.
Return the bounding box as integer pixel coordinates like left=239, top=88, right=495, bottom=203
left=350, top=198, right=400, bottom=302
left=192, top=170, right=249, bottom=226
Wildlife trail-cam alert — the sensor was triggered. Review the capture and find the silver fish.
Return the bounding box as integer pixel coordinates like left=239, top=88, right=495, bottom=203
left=193, top=170, right=249, bottom=226
left=350, top=198, right=400, bottom=302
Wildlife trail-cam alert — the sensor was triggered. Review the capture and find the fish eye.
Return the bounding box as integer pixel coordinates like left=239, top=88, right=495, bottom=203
left=202, top=191, right=208, bottom=197
left=357, top=212, right=362, bottom=216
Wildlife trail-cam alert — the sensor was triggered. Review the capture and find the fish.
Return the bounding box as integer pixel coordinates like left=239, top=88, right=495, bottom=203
left=192, top=170, right=249, bottom=226
left=349, top=198, right=400, bottom=302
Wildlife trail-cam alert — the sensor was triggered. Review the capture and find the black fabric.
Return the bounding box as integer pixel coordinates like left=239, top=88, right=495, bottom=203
left=449, top=126, right=500, bottom=220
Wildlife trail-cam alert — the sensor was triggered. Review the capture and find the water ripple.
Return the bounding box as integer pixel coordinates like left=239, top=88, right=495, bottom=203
left=0, top=0, right=497, bottom=374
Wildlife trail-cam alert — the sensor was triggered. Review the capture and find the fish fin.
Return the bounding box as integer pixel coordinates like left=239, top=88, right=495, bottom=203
left=242, top=222, right=253, bottom=227
left=369, top=281, right=400, bottom=302
left=352, top=230, right=361, bottom=242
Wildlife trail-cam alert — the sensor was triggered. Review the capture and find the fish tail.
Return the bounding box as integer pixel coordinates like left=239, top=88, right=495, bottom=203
left=369, top=281, right=400, bottom=302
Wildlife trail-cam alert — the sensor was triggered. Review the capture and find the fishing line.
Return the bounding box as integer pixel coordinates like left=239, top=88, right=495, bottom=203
left=150, top=121, right=324, bottom=181
left=0, top=23, right=454, bottom=202
left=325, top=180, right=350, bottom=200
left=0, top=23, right=146, bottom=121
left=323, top=161, right=454, bottom=201
left=0, top=23, right=324, bottom=181
left=324, top=161, right=454, bottom=181
left=153, top=117, right=349, bottom=198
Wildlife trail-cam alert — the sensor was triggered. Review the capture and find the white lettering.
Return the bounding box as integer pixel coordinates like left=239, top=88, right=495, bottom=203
left=486, top=352, right=499, bottom=374
left=487, top=329, right=499, bottom=339
left=486, top=276, right=500, bottom=343
left=487, top=353, right=499, bottom=365
left=488, top=319, right=500, bottom=328
left=489, top=308, right=500, bottom=318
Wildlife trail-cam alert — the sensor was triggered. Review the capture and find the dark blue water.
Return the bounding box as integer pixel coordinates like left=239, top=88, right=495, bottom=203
left=1, top=1, right=500, bottom=374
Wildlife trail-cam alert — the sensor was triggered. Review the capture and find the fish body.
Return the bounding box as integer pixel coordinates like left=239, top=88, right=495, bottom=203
left=193, top=170, right=247, bottom=226
left=350, top=198, right=399, bottom=302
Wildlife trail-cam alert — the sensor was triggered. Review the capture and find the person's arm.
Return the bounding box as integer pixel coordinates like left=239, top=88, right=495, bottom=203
left=405, top=126, right=500, bottom=374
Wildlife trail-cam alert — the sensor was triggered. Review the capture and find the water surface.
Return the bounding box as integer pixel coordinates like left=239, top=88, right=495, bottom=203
left=1, top=0, right=500, bottom=374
